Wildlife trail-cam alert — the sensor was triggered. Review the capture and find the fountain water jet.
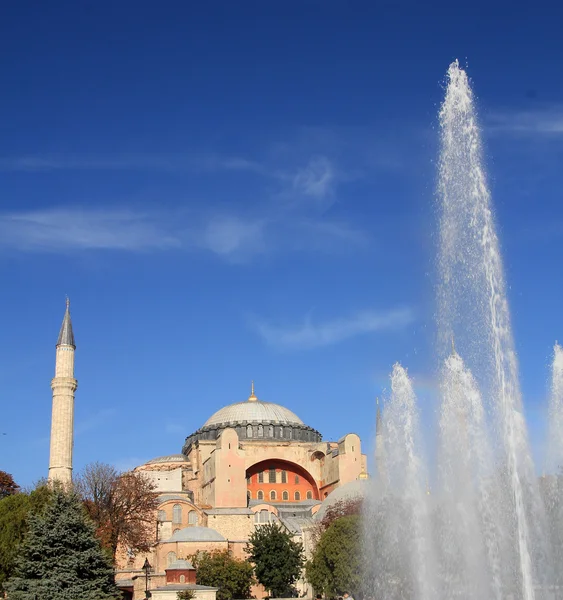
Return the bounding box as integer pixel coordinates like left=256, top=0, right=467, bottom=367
left=547, top=343, right=563, bottom=474
left=381, top=364, right=436, bottom=600
left=364, top=61, right=555, bottom=600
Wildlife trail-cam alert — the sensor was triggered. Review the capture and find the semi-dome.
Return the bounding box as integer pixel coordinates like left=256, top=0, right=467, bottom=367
left=182, top=383, right=322, bottom=453
left=204, top=400, right=303, bottom=428
left=314, top=479, right=369, bottom=521
left=146, top=454, right=190, bottom=465
left=167, top=526, right=225, bottom=542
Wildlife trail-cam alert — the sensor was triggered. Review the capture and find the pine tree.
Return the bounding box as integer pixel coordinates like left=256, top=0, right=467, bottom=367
left=6, top=488, right=119, bottom=600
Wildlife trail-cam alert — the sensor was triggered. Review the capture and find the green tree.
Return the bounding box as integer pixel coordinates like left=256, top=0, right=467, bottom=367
left=177, top=590, right=196, bottom=600
left=246, top=523, right=304, bottom=597
left=0, top=484, right=52, bottom=593
left=191, top=550, right=254, bottom=600
left=5, top=488, right=119, bottom=600
left=306, top=515, right=362, bottom=598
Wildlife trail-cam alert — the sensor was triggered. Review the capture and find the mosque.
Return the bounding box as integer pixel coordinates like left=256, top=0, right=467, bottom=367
left=47, top=302, right=370, bottom=600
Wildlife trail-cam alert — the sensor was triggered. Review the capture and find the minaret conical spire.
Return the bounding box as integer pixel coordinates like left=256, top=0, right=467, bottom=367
left=57, top=297, right=75, bottom=348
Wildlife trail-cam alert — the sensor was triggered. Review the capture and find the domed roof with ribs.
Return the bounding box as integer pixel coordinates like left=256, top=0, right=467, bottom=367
left=204, top=400, right=304, bottom=428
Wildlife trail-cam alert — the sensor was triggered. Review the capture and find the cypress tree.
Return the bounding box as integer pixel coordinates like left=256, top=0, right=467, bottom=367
left=6, top=488, right=119, bottom=600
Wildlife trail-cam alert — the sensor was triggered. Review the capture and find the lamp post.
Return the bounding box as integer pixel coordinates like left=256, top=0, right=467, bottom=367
left=142, top=558, right=152, bottom=599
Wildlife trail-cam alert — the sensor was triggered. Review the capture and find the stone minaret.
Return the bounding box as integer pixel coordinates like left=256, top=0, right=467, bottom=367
left=48, top=298, right=77, bottom=486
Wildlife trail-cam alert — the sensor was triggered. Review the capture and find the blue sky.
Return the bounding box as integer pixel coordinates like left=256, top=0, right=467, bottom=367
left=1, top=1, right=562, bottom=487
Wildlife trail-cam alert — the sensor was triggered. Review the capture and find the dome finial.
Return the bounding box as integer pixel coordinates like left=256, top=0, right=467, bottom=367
left=248, top=381, right=258, bottom=402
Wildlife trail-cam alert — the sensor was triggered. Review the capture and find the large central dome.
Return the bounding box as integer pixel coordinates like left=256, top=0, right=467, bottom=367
left=205, top=400, right=303, bottom=428
left=182, top=384, right=322, bottom=453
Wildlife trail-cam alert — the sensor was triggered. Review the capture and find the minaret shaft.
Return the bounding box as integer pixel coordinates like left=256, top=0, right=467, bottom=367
left=48, top=300, right=77, bottom=486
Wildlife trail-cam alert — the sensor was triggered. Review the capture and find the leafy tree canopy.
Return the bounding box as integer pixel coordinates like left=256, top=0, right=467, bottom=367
left=191, top=550, right=254, bottom=600
left=246, top=523, right=304, bottom=597
left=76, top=461, right=158, bottom=561
left=0, top=484, right=52, bottom=592
left=5, top=488, right=119, bottom=600
left=177, top=590, right=196, bottom=600
left=312, top=498, right=363, bottom=546
left=306, top=515, right=362, bottom=598
left=0, top=470, right=20, bottom=499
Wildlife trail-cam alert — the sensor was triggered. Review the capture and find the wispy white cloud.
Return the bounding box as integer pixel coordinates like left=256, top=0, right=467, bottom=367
left=0, top=208, right=182, bottom=252
left=0, top=206, right=366, bottom=261
left=0, top=150, right=370, bottom=261
left=487, top=106, right=563, bottom=136
left=251, top=307, right=415, bottom=349
left=199, top=215, right=268, bottom=259
left=0, top=153, right=266, bottom=173
left=293, top=156, right=335, bottom=201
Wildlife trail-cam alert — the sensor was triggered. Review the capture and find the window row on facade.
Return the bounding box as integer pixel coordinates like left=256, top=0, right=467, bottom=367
left=158, top=505, right=199, bottom=525
left=251, top=489, right=313, bottom=501
left=248, top=469, right=301, bottom=484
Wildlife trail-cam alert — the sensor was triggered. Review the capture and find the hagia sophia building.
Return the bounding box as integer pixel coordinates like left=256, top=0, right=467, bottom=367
left=47, top=302, right=373, bottom=600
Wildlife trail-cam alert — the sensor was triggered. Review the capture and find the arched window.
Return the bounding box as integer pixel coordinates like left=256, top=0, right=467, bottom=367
left=180, top=575, right=185, bottom=584
left=268, top=425, right=274, bottom=437
left=294, top=491, right=301, bottom=501
left=257, top=490, right=264, bottom=500
left=270, top=490, right=277, bottom=501
left=188, top=510, right=198, bottom=525
left=258, top=471, right=264, bottom=483
left=260, top=509, right=270, bottom=523
left=254, top=511, right=260, bottom=523
left=277, top=426, right=283, bottom=438
left=167, top=551, right=177, bottom=566
left=295, top=474, right=300, bottom=484
left=287, top=428, right=293, bottom=439
left=269, top=468, right=276, bottom=483
left=247, top=490, right=252, bottom=500
left=157, top=509, right=166, bottom=522
left=173, top=504, right=182, bottom=524
left=258, top=425, right=264, bottom=437
left=306, top=491, right=313, bottom=500
left=281, top=470, right=287, bottom=484
left=282, top=491, right=289, bottom=501
left=247, top=425, right=253, bottom=438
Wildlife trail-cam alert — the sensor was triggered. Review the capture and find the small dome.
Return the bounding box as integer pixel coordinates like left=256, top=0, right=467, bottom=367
left=204, top=400, right=304, bottom=428
left=314, top=479, right=368, bottom=521
left=146, top=454, right=189, bottom=465
left=167, top=559, right=194, bottom=570
left=168, top=527, right=225, bottom=542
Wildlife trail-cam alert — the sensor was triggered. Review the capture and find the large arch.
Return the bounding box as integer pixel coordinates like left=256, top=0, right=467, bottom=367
left=246, top=459, right=319, bottom=501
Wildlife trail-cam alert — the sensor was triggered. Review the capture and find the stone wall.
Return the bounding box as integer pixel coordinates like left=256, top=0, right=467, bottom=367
left=206, top=513, right=254, bottom=540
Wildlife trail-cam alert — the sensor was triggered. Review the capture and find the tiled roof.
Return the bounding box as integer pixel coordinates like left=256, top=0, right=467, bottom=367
left=167, top=559, right=194, bottom=570
left=153, top=584, right=219, bottom=591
